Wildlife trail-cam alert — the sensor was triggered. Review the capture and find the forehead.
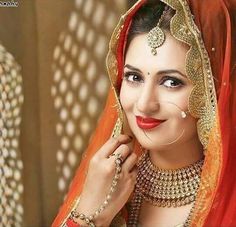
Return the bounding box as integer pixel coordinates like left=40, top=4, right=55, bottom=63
left=125, top=33, right=189, bottom=72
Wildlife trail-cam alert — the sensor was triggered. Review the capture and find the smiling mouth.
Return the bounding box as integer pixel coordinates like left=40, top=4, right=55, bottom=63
left=136, top=116, right=166, bottom=130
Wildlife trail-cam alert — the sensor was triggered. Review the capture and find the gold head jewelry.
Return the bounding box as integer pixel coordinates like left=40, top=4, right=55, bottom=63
left=147, top=7, right=168, bottom=55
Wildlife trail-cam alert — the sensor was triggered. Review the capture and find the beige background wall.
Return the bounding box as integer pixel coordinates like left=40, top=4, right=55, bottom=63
left=0, top=1, right=127, bottom=226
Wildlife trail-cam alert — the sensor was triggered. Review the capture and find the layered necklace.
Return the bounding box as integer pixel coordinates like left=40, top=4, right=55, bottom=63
left=128, top=152, right=204, bottom=227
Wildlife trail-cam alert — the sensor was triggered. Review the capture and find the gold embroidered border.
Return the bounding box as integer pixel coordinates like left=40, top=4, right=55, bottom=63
left=160, top=0, right=222, bottom=225
left=106, top=17, right=124, bottom=137
left=161, top=0, right=217, bottom=149
left=106, top=1, right=142, bottom=138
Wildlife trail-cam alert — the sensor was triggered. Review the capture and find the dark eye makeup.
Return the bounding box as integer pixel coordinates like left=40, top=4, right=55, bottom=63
left=123, top=71, right=185, bottom=89
left=160, top=76, right=185, bottom=88
left=123, top=72, right=144, bottom=84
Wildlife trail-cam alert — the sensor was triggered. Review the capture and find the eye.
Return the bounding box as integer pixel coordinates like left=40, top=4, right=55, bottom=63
left=160, top=76, right=184, bottom=88
left=123, top=72, right=144, bottom=84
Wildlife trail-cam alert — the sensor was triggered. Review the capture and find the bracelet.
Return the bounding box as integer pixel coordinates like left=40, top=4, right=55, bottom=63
left=71, top=211, right=95, bottom=227
left=65, top=216, right=81, bottom=227
left=69, top=153, right=123, bottom=227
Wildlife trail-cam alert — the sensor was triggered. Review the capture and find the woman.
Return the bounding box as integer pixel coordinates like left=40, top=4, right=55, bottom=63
left=53, top=0, right=236, bottom=226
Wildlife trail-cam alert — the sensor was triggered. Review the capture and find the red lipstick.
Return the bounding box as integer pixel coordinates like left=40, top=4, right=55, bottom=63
left=136, top=116, right=166, bottom=130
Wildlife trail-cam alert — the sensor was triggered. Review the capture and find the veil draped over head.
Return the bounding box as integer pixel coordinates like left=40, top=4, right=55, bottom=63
left=53, top=0, right=236, bottom=226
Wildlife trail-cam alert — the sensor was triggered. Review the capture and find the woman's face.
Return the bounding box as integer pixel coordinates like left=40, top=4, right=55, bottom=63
left=120, top=33, right=199, bottom=151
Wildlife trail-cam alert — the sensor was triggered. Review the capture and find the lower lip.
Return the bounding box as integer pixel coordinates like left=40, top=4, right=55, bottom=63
left=136, top=117, right=165, bottom=130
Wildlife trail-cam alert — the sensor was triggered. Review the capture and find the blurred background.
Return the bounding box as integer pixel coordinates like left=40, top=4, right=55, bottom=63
left=0, top=0, right=137, bottom=226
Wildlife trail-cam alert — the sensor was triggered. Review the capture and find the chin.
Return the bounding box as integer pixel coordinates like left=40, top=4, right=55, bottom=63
left=133, top=132, right=160, bottom=150
left=141, top=141, right=166, bottom=151
left=133, top=129, right=184, bottom=151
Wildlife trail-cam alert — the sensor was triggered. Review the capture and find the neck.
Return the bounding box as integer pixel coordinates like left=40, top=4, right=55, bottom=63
left=148, top=137, right=204, bottom=169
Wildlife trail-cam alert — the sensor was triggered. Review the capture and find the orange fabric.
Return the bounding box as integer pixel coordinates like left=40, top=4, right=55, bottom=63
left=52, top=0, right=236, bottom=226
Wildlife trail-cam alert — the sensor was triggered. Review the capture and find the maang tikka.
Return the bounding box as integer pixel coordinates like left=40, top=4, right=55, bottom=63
left=147, top=6, right=168, bottom=55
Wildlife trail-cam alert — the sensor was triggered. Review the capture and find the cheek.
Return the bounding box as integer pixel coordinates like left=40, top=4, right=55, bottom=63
left=161, top=87, right=192, bottom=112
left=179, top=92, right=190, bottom=110
left=183, top=117, right=198, bottom=139
left=164, top=89, right=197, bottom=132
left=120, top=83, right=136, bottom=111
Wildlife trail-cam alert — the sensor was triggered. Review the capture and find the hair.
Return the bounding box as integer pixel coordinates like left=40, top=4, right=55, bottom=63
left=126, top=0, right=176, bottom=50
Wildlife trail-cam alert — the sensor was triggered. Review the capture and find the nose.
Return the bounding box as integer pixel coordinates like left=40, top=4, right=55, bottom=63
left=136, top=81, right=159, bottom=114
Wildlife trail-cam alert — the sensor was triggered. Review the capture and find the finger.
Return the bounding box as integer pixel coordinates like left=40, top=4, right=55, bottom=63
left=110, top=144, right=131, bottom=161
left=99, top=134, right=133, bottom=158
left=122, top=152, right=138, bottom=172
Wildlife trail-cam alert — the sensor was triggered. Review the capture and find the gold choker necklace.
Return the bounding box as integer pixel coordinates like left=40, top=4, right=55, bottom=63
left=128, top=152, right=204, bottom=227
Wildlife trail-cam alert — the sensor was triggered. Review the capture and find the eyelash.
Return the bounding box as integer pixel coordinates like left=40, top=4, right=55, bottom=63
left=123, top=72, right=185, bottom=89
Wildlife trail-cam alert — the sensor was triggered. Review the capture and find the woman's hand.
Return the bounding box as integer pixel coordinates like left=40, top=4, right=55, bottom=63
left=76, top=134, right=138, bottom=226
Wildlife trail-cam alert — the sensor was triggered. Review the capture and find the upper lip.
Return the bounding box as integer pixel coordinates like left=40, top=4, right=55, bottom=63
left=136, top=115, right=166, bottom=123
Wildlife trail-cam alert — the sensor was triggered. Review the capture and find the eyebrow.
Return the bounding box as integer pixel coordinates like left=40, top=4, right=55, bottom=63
left=124, top=64, right=187, bottom=78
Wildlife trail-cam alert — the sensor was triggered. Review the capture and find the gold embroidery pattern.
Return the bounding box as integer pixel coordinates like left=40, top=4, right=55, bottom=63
left=111, top=114, right=123, bottom=138
left=106, top=1, right=142, bottom=137
left=161, top=0, right=217, bottom=149
left=192, top=119, right=222, bottom=226
left=160, top=0, right=222, bottom=226
left=106, top=15, right=125, bottom=137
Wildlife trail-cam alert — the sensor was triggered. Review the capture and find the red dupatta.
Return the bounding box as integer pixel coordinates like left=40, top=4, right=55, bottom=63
left=52, top=0, right=236, bottom=226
